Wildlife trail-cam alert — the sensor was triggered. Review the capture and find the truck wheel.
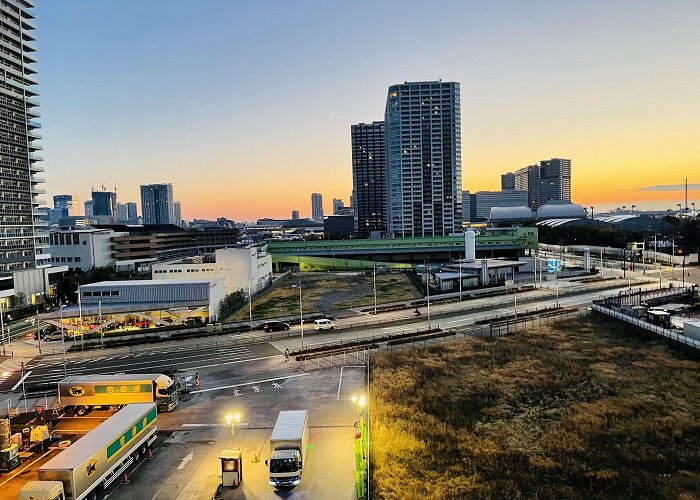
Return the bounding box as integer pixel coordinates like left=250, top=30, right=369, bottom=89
left=133, top=449, right=140, bottom=461
left=75, top=406, right=88, bottom=416
left=88, top=489, right=98, bottom=500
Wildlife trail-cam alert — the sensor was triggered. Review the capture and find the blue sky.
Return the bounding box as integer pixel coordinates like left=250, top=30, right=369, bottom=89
left=35, top=1, right=700, bottom=219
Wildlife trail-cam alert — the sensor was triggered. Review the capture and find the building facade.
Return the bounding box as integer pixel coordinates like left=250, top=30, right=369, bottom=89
left=291, top=210, right=299, bottom=220
left=385, top=81, right=462, bottom=237
left=152, top=247, right=273, bottom=296
left=351, top=121, right=386, bottom=238
left=311, top=192, right=323, bottom=222
left=173, top=201, right=182, bottom=227
left=141, top=183, right=175, bottom=224
left=539, top=158, right=572, bottom=204
left=53, top=194, right=77, bottom=216
left=84, top=200, right=93, bottom=217
left=0, top=0, right=48, bottom=272
left=48, top=228, right=128, bottom=271
left=501, top=173, right=516, bottom=190
left=475, top=190, right=529, bottom=220
left=92, top=190, right=116, bottom=217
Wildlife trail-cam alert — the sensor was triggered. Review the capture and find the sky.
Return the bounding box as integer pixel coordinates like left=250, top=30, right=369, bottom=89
left=34, top=0, right=700, bottom=221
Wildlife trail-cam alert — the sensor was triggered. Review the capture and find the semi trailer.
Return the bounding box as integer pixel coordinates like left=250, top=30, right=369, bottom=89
left=17, top=403, right=158, bottom=500
left=57, top=374, right=178, bottom=415
left=266, top=410, right=309, bottom=488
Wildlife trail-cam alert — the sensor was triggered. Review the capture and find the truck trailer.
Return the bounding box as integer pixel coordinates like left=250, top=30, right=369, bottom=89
left=57, top=374, right=178, bottom=416
left=17, top=403, right=158, bottom=500
left=266, top=410, right=309, bottom=488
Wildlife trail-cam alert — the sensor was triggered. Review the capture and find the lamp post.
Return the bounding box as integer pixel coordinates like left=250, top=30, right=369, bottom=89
left=0, top=301, right=5, bottom=356
left=373, top=262, right=377, bottom=315
left=458, top=258, right=463, bottom=300
left=225, top=412, right=241, bottom=448
left=351, top=394, right=366, bottom=422
left=292, top=282, right=304, bottom=349
left=36, top=308, right=41, bottom=354
left=59, top=303, right=67, bottom=377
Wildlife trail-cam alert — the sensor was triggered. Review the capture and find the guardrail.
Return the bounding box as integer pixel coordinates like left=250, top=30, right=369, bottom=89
left=591, top=303, right=700, bottom=350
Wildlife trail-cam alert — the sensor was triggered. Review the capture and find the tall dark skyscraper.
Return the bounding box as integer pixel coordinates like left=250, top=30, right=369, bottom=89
left=351, top=121, right=385, bottom=238
left=53, top=194, right=77, bottom=217
left=92, top=190, right=117, bottom=216
left=385, top=81, right=462, bottom=237
left=311, top=193, right=323, bottom=222
left=501, top=173, right=516, bottom=190
left=141, top=183, right=175, bottom=224
left=539, top=158, right=572, bottom=204
left=0, top=1, right=47, bottom=271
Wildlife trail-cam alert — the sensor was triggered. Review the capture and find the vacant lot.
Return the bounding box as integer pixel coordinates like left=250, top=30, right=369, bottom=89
left=371, top=315, right=700, bottom=499
left=225, top=271, right=421, bottom=321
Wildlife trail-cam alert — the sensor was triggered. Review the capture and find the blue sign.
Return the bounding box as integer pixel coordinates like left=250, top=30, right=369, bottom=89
left=546, top=258, right=562, bottom=273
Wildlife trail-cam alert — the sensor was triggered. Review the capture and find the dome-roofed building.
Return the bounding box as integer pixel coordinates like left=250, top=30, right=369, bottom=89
left=536, top=200, right=586, bottom=219
left=489, top=206, right=535, bottom=221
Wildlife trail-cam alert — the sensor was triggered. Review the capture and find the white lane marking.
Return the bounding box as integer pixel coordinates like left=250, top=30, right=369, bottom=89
left=177, top=451, right=194, bottom=470
left=336, top=366, right=346, bottom=400
left=190, top=373, right=308, bottom=394
left=10, top=370, right=32, bottom=391
left=181, top=422, right=249, bottom=428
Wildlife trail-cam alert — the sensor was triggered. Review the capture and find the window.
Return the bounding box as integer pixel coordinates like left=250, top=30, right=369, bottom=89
left=82, top=241, right=87, bottom=245
left=75, top=257, right=81, bottom=262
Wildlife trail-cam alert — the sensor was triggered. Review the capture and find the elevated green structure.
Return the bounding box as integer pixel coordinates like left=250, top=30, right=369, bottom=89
left=265, top=227, right=538, bottom=272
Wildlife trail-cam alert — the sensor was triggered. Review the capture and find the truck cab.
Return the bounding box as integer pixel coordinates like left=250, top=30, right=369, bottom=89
left=17, top=480, right=65, bottom=500
left=268, top=449, right=303, bottom=487
left=154, top=374, right=178, bottom=411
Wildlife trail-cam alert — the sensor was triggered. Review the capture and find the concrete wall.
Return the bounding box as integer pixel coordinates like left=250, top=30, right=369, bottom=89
left=49, top=230, right=127, bottom=271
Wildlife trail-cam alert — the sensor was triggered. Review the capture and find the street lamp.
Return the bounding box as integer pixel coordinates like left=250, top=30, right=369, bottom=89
left=351, top=394, right=366, bottom=421
left=59, top=303, right=67, bottom=377
left=291, top=282, right=304, bottom=349
left=225, top=412, right=242, bottom=448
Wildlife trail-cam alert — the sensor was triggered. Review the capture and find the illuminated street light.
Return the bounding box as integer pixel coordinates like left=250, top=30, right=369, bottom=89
left=225, top=412, right=242, bottom=447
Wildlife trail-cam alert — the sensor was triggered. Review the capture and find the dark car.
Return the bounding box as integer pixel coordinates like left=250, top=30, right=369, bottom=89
left=261, top=321, right=290, bottom=332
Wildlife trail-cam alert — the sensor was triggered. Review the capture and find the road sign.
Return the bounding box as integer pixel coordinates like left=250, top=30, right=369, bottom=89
left=546, top=258, right=562, bottom=273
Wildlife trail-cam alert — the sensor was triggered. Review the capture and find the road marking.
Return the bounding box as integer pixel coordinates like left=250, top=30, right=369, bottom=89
left=233, top=389, right=242, bottom=397
left=190, top=373, right=309, bottom=394
left=177, top=451, right=194, bottom=469
left=10, top=370, right=32, bottom=391
left=272, top=382, right=281, bottom=389
left=0, top=449, right=54, bottom=486
left=252, top=386, right=261, bottom=392
left=181, top=422, right=249, bottom=428
left=337, top=365, right=366, bottom=400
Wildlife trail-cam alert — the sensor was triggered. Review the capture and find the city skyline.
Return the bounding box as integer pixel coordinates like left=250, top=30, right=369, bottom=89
left=34, top=1, right=700, bottom=220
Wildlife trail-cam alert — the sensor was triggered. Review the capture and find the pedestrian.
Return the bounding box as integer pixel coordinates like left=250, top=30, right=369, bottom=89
left=284, top=348, right=290, bottom=362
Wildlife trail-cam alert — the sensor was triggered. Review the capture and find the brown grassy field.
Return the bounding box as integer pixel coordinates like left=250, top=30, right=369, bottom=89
left=370, top=315, right=700, bottom=499
left=224, top=271, right=421, bottom=321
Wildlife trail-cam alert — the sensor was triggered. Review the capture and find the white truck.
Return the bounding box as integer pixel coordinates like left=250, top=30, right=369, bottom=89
left=266, top=410, right=309, bottom=488
left=57, top=374, right=178, bottom=416
left=17, top=403, right=158, bottom=500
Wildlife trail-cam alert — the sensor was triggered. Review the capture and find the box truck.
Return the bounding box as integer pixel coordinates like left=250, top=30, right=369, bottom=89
left=266, top=410, right=309, bottom=488
left=17, top=403, right=157, bottom=500
left=57, top=374, right=178, bottom=416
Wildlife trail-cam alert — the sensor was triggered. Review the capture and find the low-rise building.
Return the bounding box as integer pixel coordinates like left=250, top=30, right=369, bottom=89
left=151, top=247, right=272, bottom=295
left=49, top=228, right=128, bottom=271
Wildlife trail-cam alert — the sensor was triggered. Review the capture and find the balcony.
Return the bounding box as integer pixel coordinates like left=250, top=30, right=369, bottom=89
left=30, top=176, right=44, bottom=183
left=29, top=163, right=43, bottom=172
left=32, top=187, right=45, bottom=194
left=26, top=119, right=41, bottom=129
left=29, top=153, right=42, bottom=161
left=28, top=141, right=42, bottom=150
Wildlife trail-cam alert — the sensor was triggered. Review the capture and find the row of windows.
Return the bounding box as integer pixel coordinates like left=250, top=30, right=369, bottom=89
left=50, top=256, right=81, bottom=263
left=153, top=267, right=215, bottom=274
left=83, top=290, right=119, bottom=297
left=50, top=233, right=86, bottom=245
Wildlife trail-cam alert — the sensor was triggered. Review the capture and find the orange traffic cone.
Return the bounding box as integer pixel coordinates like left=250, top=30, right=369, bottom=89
left=122, top=472, right=130, bottom=484
left=147, top=448, right=153, bottom=460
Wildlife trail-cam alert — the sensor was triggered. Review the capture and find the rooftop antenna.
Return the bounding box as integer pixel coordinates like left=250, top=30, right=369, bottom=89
left=99, top=177, right=111, bottom=192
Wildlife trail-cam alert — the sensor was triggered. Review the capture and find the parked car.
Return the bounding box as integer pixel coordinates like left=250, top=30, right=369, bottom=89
left=261, top=321, right=290, bottom=332
left=313, top=319, right=336, bottom=331
left=42, top=331, right=68, bottom=342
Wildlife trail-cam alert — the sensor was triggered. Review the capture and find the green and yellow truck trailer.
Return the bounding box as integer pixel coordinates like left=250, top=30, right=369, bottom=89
left=17, top=403, right=158, bottom=500
left=57, top=374, right=178, bottom=416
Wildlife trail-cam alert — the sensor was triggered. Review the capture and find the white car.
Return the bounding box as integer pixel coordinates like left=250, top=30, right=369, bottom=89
left=313, top=319, right=336, bottom=331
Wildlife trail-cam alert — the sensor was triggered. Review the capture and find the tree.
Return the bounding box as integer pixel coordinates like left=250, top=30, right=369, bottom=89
left=219, top=289, right=246, bottom=314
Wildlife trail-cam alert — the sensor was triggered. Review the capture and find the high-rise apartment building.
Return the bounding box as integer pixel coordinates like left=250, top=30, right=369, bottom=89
left=351, top=121, right=386, bottom=238
left=84, top=200, right=93, bottom=217
left=53, top=194, right=78, bottom=216
left=291, top=210, right=299, bottom=220
left=332, top=198, right=344, bottom=215
left=514, top=165, right=541, bottom=209
left=311, top=193, right=323, bottom=222
left=141, top=183, right=175, bottom=224
left=173, top=201, right=182, bottom=227
left=511, top=158, right=572, bottom=209
left=0, top=1, right=48, bottom=271
left=91, top=190, right=117, bottom=217
left=501, top=173, right=516, bottom=190
left=126, top=202, right=137, bottom=221
left=116, top=203, right=127, bottom=222
left=385, top=81, right=462, bottom=237
left=539, top=158, right=571, bottom=204
left=474, top=190, right=529, bottom=220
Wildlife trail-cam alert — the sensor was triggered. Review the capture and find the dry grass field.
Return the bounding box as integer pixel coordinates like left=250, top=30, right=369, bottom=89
left=225, top=271, right=421, bottom=321
left=370, top=315, right=700, bottom=499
